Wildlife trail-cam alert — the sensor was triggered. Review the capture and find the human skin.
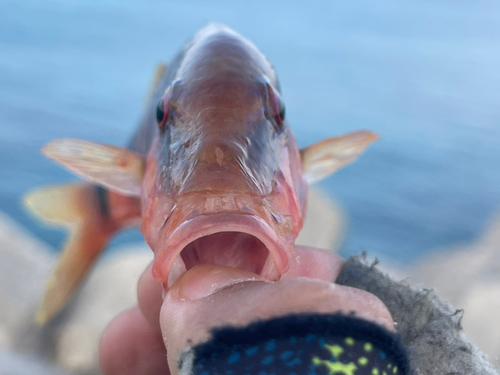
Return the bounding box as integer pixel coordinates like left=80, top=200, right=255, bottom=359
left=99, top=246, right=395, bottom=375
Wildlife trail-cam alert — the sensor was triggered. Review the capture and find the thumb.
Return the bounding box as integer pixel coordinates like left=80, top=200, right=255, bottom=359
left=160, top=264, right=394, bottom=375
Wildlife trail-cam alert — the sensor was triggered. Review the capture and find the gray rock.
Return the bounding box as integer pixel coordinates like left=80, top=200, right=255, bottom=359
left=406, top=213, right=500, bottom=367
left=0, top=212, right=57, bottom=358
left=0, top=350, right=69, bottom=375
left=296, top=188, right=345, bottom=250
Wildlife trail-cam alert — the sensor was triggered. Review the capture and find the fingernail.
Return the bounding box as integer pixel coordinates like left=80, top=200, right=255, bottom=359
left=169, top=264, right=265, bottom=301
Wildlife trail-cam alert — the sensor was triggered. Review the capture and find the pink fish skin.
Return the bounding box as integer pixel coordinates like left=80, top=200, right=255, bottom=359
left=139, top=24, right=307, bottom=285
left=25, top=23, right=378, bottom=323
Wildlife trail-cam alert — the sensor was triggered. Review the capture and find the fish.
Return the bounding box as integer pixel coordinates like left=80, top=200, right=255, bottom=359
left=24, top=24, right=378, bottom=325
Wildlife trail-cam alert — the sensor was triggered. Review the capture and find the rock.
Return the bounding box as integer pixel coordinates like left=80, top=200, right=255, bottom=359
left=0, top=350, right=69, bottom=375
left=407, top=213, right=500, bottom=367
left=296, top=187, right=345, bottom=250
left=0, top=212, right=56, bottom=358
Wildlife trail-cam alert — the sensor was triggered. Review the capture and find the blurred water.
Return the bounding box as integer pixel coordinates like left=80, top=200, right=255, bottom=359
left=1, top=0, right=499, bottom=264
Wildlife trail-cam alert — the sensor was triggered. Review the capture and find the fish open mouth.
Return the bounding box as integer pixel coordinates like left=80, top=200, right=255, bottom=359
left=180, top=232, right=268, bottom=275
left=151, top=212, right=292, bottom=288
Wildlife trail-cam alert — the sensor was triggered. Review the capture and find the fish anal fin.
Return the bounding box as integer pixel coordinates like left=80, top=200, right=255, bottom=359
left=300, top=130, right=379, bottom=184
left=24, top=183, right=141, bottom=325
left=36, top=220, right=111, bottom=325
left=42, top=139, right=145, bottom=197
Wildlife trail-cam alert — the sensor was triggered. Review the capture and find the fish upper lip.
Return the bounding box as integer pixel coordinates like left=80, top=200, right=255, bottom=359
left=151, top=212, right=291, bottom=284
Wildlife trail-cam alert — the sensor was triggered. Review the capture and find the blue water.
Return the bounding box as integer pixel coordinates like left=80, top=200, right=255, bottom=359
left=1, top=0, right=500, bottom=263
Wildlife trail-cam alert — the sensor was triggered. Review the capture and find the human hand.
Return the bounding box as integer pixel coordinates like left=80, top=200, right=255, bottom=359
left=99, top=246, right=399, bottom=375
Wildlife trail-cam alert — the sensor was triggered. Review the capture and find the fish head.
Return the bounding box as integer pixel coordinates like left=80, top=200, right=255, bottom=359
left=141, top=25, right=307, bottom=285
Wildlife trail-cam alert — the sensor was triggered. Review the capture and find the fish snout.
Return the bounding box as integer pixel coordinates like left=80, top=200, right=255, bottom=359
left=179, top=141, right=268, bottom=195
left=198, top=143, right=231, bottom=171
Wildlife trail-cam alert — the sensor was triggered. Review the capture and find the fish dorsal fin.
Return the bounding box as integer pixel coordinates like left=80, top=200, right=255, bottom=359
left=43, top=139, right=146, bottom=196
left=300, top=130, right=378, bottom=184
left=144, top=63, right=167, bottom=107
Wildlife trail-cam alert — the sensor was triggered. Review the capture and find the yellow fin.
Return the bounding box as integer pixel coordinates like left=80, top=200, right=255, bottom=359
left=42, top=139, right=145, bottom=197
left=24, top=184, right=118, bottom=325
left=144, top=63, right=167, bottom=107
left=300, top=130, right=379, bottom=184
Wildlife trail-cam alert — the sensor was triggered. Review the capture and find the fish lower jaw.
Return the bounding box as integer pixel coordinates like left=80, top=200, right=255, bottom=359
left=152, top=213, right=290, bottom=288
left=167, top=254, right=188, bottom=288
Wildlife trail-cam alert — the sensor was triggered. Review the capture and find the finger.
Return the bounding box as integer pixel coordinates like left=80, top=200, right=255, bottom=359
left=137, top=262, right=163, bottom=331
left=282, top=245, right=345, bottom=281
left=160, top=264, right=394, bottom=374
left=137, top=246, right=345, bottom=331
left=99, top=307, right=169, bottom=375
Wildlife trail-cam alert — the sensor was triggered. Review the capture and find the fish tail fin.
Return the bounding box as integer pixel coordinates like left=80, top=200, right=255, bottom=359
left=24, top=183, right=118, bottom=325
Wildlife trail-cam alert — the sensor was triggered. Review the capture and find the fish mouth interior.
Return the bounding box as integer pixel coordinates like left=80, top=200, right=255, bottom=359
left=166, top=230, right=280, bottom=288
left=181, top=232, right=269, bottom=274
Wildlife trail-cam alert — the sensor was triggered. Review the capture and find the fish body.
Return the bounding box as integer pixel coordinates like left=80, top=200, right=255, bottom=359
left=24, top=24, right=378, bottom=324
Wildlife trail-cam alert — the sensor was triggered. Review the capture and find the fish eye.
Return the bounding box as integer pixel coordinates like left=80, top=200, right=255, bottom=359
left=156, top=96, right=169, bottom=131
left=156, top=87, right=173, bottom=132
left=267, top=85, right=286, bottom=131
left=275, top=95, right=286, bottom=124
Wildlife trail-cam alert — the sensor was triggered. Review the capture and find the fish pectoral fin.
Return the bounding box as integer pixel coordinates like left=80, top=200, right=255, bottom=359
left=300, top=130, right=379, bottom=184
left=42, top=139, right=145, bottom=197
left=24, top=184, right=128, bottom=325
left=144, top=63, right=168, bottom=107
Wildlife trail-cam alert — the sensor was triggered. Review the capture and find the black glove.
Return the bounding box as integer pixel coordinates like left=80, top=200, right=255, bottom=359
left=180, top=313, right=410, bottom=375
